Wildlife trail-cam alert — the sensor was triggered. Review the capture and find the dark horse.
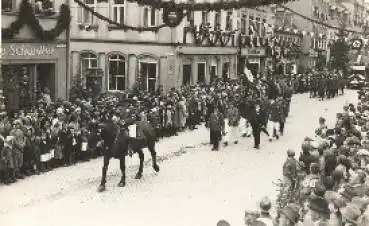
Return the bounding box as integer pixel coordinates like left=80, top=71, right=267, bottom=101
left=97, top=120, right=160, bottom=192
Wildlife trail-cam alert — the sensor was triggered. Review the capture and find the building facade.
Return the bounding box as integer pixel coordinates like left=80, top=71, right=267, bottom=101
left=1, top=0, right=69, bottom=110
left=283, top=0, right=332, bottom=72
left=69, top=0, right=276, bottom=95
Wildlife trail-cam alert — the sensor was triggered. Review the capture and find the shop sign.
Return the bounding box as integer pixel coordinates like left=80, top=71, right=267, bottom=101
left=246, top=48, right=265, bottom=56
left=1, top=44, right=56, bottom=57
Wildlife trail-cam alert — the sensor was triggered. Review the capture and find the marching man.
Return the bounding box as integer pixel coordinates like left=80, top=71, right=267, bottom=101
left=224, top=102, right=241, bottom=146
left=268, top=97, right=282, bottom=142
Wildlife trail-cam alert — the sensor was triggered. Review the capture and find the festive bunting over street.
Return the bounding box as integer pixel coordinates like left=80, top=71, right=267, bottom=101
left=2, top=0, right=71, bottom=40
left=281, top=5, right=368, bottom=35
left=126, top=0, right=297, bottom=11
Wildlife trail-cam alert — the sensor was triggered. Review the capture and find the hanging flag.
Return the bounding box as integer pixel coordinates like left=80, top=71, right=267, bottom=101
left=351, top=38, right=362, bottom=49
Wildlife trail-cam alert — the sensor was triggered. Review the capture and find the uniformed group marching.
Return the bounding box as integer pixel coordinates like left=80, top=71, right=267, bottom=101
left=223, top=90, right=369, bottom=226
left=291, top=70, right=346, bottom=100
left=208, top=75, right=293, bottom=151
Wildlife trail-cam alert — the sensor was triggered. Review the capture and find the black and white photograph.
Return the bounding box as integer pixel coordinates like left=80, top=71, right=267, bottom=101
left=1, top=0, right=369, bottom=225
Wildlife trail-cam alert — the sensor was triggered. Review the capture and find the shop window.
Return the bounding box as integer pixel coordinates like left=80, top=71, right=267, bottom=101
left=197, top=63, right=206, bottom=83
left=183, top=64, right=192, bottom=86
left=226, top=11, right=233, bottom=30
left=2, top=0, right=13, bottom=12
left=140, top=62, right=157, bottom=93
left=78, top=0, right=97, bottom=24
left=111, top=0, right=125, bottom=24
left=80, top=52, right=98, bottom=79
left=214, top=10, right=221, bottom=27
left=108, top=54, right=126, bottom=91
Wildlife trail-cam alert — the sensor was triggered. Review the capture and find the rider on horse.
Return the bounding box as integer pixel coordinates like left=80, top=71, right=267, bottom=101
left=97, top=107, right=160, bottom=192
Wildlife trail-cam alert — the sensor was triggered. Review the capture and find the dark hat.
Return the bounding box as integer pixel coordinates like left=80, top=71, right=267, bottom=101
left=216, top=220, right=231, bottom=226
left=308, top=197, right=330, bottom=216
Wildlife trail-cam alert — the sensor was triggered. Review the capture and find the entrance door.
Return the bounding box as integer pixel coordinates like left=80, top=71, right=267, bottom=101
left=140, top=62, right=157, bottom=93
left=210, top=65, right=217, bottom=83
left=197, top=63, right=206, bottom=84
left=248, top=63, right=259, bottom=77
left=36, top=64, right=55, bottom=100
left=2, top=64, right=36, bottom=110
left=222, top=62, right=230, bottom=81
left=183, top=64, right=192, bottom=86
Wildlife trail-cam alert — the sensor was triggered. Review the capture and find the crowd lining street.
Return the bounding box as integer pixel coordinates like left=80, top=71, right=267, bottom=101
left=0, top=89, right=358, bottom=226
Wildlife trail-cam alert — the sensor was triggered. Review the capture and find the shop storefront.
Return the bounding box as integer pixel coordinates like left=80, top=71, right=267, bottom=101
left=177, top=46, right=237, bottom=85
left=1, top=42, right=67, bottom=110
left=240, top=47, right=266, bottom=77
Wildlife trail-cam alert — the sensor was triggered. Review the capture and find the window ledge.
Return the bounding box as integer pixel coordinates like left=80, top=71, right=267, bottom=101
left=2, top=10, right=58, bottom=18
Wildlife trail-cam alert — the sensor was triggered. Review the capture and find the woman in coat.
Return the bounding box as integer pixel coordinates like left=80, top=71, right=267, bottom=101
left=174, top=97, right=187, bottom=131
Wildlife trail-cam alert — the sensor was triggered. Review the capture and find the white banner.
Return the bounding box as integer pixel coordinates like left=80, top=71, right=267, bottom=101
left=81, top=142, right=88, bottom=152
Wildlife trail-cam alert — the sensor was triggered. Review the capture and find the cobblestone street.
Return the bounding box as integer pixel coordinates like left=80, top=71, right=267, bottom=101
left=0, top=90, right=358, bottom=226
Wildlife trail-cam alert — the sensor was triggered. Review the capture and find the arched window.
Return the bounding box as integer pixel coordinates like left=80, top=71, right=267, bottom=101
left=108, top=54, right=126, bottom=91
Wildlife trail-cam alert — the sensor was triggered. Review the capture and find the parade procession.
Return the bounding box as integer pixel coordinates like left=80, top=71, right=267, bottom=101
left=2, top=0, right=369, bottom=226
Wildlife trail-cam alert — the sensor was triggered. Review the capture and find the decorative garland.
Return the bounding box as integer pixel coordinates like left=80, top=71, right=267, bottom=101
left=2, top=0, right=71, bottom=41
left=184, top=24, right=235, bottom=47
left=281, top=5, right=367, bottom=35
left=74, top=0, right=167, bottom=32
left=128, top=0, right=297, bottom=11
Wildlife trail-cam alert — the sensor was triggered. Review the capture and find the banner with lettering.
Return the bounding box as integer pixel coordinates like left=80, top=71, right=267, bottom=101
left=1, top=43, right=58, bottom=59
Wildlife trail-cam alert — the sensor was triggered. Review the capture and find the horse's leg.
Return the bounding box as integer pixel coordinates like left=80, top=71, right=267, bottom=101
left=97, top=154, right=111, bottom=192
left=118, top=156, right=126, bottom=187
left=135, top=150, right=144, bottom=179
left=148, top=143, right=160, bottom=172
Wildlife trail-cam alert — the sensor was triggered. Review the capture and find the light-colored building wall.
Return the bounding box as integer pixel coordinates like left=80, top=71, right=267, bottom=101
left=69, top=0, right=276, bottom=93
left=1, top=0, right=69, bottom=101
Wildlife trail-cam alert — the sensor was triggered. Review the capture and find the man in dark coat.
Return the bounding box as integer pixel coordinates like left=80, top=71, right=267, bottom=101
left=248, top=101, right=263, bottom=149
left=209, top=107, right=225, bottom=151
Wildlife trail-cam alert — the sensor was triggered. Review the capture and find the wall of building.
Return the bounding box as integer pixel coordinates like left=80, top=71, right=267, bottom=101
left=1, top=0, right=68, bottom=99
